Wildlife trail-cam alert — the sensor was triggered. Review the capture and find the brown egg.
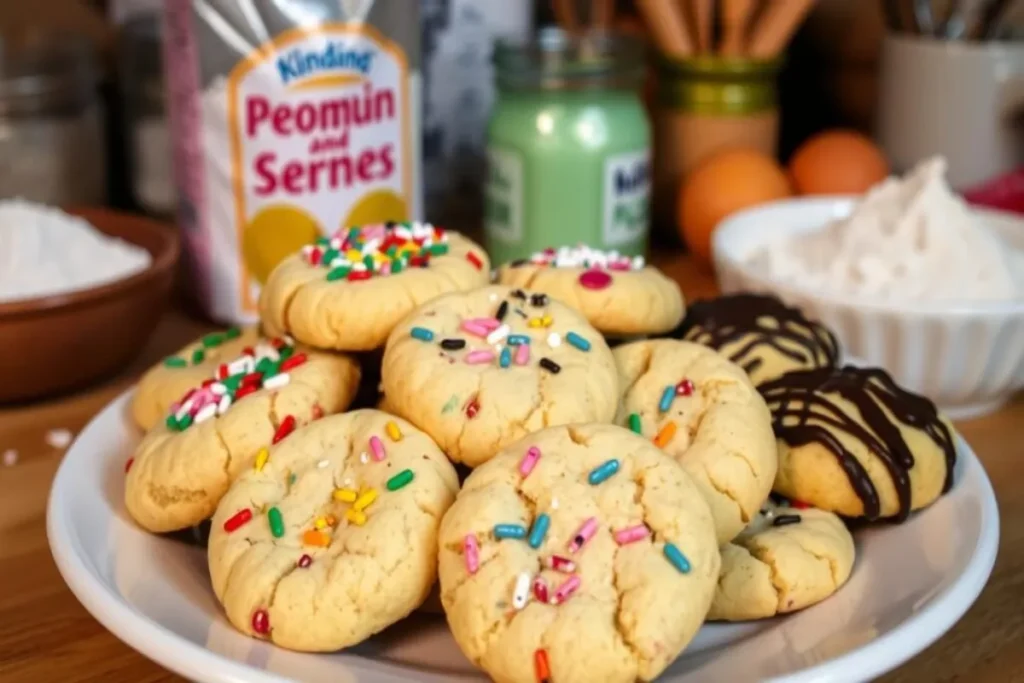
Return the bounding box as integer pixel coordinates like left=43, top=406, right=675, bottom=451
left=678, top=148, right=792, bottom=266
left=789, top=130, right=890, bottom=195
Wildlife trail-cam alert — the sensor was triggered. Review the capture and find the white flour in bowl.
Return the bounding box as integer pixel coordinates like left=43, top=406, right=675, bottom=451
left=0, top=200, right=152, bottom=303
left=750, top=157, right=1024, bottom=302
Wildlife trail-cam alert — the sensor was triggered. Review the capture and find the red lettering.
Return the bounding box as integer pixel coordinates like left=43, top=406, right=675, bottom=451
left=272, top=105, right=292, bottom=135
left=253, top=152, right=277, bottom=195
left=330, top=156, right=353, bottom=188
left=308, top=159, right=328, bottom=192
left=247, top=96, right=271, bottom=137
left=356, top=149, right=377, bottom=182
left=379, top=144, right=395, bottom=179
left=281, top=161, right=304, bottom=194
left=295, top=103, right=317, bottom=133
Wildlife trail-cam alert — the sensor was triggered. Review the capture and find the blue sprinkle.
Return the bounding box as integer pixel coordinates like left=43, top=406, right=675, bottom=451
left=566, top=331, right=591, bottom=352
left=494, top=523, right=527, bottom=540
left=410, top=327, right=435, bottom=342
left=663, top=542, right=691, bottom=573
left=500, top=347, right=512, bottom=368
left=528, top=513, right=550, bottom=549
left=587, top=459, right=620, bottom=485
left=507, top=335, right=531, bottom=346
left=658, top=385, right=675, bottom=413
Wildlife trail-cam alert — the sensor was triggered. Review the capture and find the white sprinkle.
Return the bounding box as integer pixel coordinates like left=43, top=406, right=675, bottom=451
left=487, top=324, right=511, bottom=345
left=551, top=498, right=559, bottom=510
left=547, top=332, right=562, bottom=348
left=2, top=449, right=18, bottom=466
left=210, top=382, right=228, bottom=396
left=283, top=334, right=295, bottom=346
left=175, top=398, right=196, bottom=421
left=216, top=394, right=232, bottom=415
left=228, top=358, right=252, bottom=375
left=632, top=255, right=645, bottom=269
left=263, top=373, right=291, bottom=390
left=301, top=245, right=313, bottom=258
left=45, top=428, right=73, bottom=449
left=194, top=403, right=218, bottom=424
left=318, top=459, right=330, bottom=469
left=329, top=237, right=343, bottom=249
left=512, top=572, right=531, bottom=610
left=360, top=451, right=369, bottom=464
left=488, top=293, right=498, bottom=302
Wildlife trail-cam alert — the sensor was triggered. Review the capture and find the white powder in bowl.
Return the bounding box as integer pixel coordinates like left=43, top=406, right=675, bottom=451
left=0, top=200, right=152, bottom=303
left=749, top=157, right=1024, bottom=302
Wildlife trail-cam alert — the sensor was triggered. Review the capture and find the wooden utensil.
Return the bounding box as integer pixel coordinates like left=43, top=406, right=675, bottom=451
left=720, top=0, right=759, bottom=55
left=593, top=0, right=615, bottom=30
left=690, top=0, right=715, bottom=52
left=637, top=0, right=695, bottom=56
left=552, top=0, right=580, bottom=34
left=747, top=0, right=816, bottom=58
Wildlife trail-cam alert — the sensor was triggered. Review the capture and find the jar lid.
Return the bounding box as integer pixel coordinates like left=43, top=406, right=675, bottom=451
left=494, top=28, right=646, bottom=91
left=0, top=32, right=100, bottom=114
left=655, top=55, right=782, bottom=115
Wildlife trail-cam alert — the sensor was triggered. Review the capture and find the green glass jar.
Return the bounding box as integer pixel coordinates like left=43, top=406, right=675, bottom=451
left=485, top=29, right=651, bottom=264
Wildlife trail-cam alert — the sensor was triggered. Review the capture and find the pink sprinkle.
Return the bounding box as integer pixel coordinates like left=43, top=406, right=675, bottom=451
left=465, top=350, right=496, bottom=365
left=568, top=517, right=599, bottom=553
left=466, top=317, right=501, bottom=331
left=533, top=575, right=549, bottom=603
left=379, top=262, right=391, bottom=276
left=608, top=261, right=630, bottom=271
left=460, top=320, right=490, bottom=337
left=578, top=269, right=613, bottom=290
left=614, top=524, right=650, bottom=545
left=464, top=535, right=479, bottom=574
left=546, top=555, right=576, bottom=573
left=514, top=342, right=530, bottom=366
left=551, top=575, right=581, bottom=604
left=169, top=401, right=181, bottom=414
left=369, top=435, right=386, bottom=461
left=518, top=446, right=541, bottom=477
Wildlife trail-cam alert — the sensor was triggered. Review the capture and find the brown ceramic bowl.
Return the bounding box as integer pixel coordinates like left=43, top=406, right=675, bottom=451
left=0, top=208, right=179, bottom=403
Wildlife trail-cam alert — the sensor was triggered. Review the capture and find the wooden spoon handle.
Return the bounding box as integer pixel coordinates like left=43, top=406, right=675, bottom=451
left=747, top=0, right=816, bottom=58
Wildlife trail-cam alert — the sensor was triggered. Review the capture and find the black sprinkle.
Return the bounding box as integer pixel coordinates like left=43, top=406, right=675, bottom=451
left=510, top=258, right=528, bottom=267
left=510, top=289, right=527, bottom=300
left=530, top=293, right=549, bottom=307
left=539, top=357, right=561, bottom=374
left=772, top=514, right=802, bottom=527
left=496, top=301, right=509, bottom=321
left=515, top=308, right=528, bottom=319
left=440, top=338, right=466, bottom=350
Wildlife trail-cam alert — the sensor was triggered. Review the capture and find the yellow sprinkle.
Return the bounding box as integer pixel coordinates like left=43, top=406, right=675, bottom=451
left=528, top=318, right=544, bottom=328
left=346, top=508, right=367, bottom=526
left=541, top=314, right=553, bottom=327
left=654, top=421, right=678, bottom=448
left=254, top=448, right=269, bottom=472
left=303, top=529, right=331, bottom=547
left=345, top=249, right=363, bottom=261
left=354, top=489, right=378, bottom=512
left=385, top=421, right=402, bottom=442
left=333, top=488, right=358, bottom=503
left=314, top=517, right=328, bottom=530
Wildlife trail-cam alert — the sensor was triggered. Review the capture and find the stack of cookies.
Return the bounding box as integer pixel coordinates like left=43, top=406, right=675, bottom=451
left=122, top=229, right=958, bottom=683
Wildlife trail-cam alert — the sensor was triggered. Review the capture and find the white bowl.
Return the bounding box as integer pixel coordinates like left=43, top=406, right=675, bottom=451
left=711, top=197, right=1024, bottom=419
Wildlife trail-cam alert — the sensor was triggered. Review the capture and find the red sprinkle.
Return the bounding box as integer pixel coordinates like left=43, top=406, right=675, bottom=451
left=242, top=346, right=255, bottom=356
left=311, top=403, right=324, bottom=420
left=217, top=364, right=229, bottom=380
left=578, top=269, right=612, bottom=290
left=347, top=270, right=373, bottom=281
left=675, top=379, right=694, bottom=396
left=234, top=384, right=258, bottom=400
left=532, top=576, right=549, bottom=603
left=273, top=415, right=297, bottom=443
left=466, top=251, right=483, bottom=270
left=535, top=648, right=551, bottom=682
left=201, top=378, right=215, bottom=388
left=297, top=554, right=313, bottom=568
left=223, top=508, right=253, bottom=532
left=271, top=337, right=286, bottom=349
left=309, top=248, right=322, bottom=266
left=242, top=372, right=263, bottom=386
left=465, top=396, right=480, bottom=419
left=252, top=608, right=270, bottom=635
left=791, top=499, right=811, bottom=510
left=279, top=353, right=308, bottom=372
left=124, top=458, right=134, bottom=473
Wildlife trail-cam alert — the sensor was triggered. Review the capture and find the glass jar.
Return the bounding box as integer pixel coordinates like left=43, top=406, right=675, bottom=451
left=651, top=56, right=780, bottom=244
left=485, top=29, right=651, bottom=264
left=0, top=32, right=106, bottom=205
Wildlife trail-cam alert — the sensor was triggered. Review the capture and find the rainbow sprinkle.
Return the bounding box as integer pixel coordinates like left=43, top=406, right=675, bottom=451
left=302, top=222, right=450, bottom=282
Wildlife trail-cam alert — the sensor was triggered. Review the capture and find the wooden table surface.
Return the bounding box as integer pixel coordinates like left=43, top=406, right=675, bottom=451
left=1, top=259, right=1021, bottom=683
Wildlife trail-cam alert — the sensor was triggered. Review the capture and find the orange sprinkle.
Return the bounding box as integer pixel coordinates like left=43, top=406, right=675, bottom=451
left=534, top=648, right=551, bottom=682
left=302, top=529, right=331, bottom=547
left=653, top=421, right=677, bottom=448
left=325, top=514, right=338, bottom=527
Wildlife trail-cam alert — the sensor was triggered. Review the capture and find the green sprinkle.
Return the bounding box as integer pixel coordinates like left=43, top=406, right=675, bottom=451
left=628, top=413, right=642, bottom=434
left=321, top=248, right=339, bottom=264
left=268, top=507, right=285, bottom=538
left=386, top=246, right=398, bottom=258
left=255, top=357, right=276, bottom=375
left=386, top=469, right=414, bottom=491
left=177, top=414, right=193, bottom=430
left=428, top=243, right=449, bottom=256
left=363, top=255, right=375, bottom=270
left=165, top=414, right=180, bottom=430
left=391, top=259, right=404, bottom=274
left=191, top=349, right=205, bottom=365
left=316, top=236, right=331, bottom=247
left=326, top=266, right=350, bottom=281
left=202, top=333, right=225, bottom=348
left=225, top=327, right=241, bottom=339
left=279, top=345, right=294, bottom=360
left=222, top=375, right=243, bottom=392
left=441, top=395, right=459, bottom=414
left=163, top=356, right=187, bottom=368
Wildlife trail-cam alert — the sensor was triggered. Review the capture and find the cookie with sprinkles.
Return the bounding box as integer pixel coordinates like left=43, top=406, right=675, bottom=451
left=437, top=424, right=720, bottom=683
left=124, top=338, right=360, bottom=533
left=380, top=285, right=619, bottom=467
left=710, top=500, right=854, bottom=621
left=614, top=339, right=777, bottom=544
left=131, top=326, right=262, bottom=431
left=259, top=222, right=490, bottom=352
left=208, top=410, right=458, bottom=651
left=496, top=244, right=685, bottom=337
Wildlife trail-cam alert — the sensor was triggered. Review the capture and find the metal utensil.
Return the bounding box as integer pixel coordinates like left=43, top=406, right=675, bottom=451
left=913, top=0, right=937, bottom=33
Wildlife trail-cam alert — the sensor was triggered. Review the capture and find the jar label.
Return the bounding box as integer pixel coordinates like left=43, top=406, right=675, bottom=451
left=603, top=150, right=650, bottom=246
left=484, top=145, right=524, bottom=243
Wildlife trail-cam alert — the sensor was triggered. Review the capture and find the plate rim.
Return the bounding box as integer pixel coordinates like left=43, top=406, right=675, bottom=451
left=46, top=389, right=1001, bottom=683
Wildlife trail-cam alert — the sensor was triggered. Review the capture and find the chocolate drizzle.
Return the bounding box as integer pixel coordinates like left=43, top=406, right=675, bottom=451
left=759, top=366, right=956, bottom=521
left=676, top=294, right=839, bottom=381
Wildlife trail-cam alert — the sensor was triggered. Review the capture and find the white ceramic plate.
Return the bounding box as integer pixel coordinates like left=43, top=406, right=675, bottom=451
left=48, top=390, right=999, bottom=683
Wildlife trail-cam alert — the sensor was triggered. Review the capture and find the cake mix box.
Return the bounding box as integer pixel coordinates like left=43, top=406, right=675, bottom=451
left=163, top=0, right=421, bottom=323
